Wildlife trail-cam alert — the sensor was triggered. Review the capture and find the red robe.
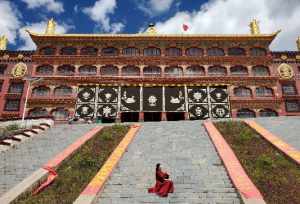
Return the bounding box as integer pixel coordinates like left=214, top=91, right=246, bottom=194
left=148, top=170, right=174, bottom=197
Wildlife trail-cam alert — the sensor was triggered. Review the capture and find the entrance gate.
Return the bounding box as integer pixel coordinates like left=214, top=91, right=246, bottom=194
left=75, top=85, right=230, bottom=120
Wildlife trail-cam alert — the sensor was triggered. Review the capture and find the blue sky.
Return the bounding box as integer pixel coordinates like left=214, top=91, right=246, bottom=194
left=1, top=0, right=300, bottom=51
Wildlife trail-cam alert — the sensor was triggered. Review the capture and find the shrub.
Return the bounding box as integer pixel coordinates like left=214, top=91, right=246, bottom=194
left=6, top=123, right=20, bottom=131
left=102, top=131, right=113, bottom=141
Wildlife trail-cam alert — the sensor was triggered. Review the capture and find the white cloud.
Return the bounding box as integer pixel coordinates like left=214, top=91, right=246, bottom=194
left=83, top=0, right=124, bottom=33
left=21, top=0, right=64, bottom=13
left=0, top=1, right=21, bottom=44
left=137, top=0, right=175, bottom=16
left=150, top=0, right=300, bottom=51
left=18, top=21, right=72, bottom=50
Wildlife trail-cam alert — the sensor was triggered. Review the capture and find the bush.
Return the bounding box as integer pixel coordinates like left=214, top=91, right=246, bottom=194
left=256, top=154, right=274, bottom=169
left=102, top=131, right=113, bottom=141
left=6, top=123, right=20, bottom=131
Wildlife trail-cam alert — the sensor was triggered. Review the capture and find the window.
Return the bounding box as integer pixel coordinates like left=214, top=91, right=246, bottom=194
left=186, top=47, right=203, bottom=56
left=230, top=66, right=248, bottom=75
left=54, top=86, right=73, bottom=96
left=237, top=109, right=256, bottom=118
left=80, top=47, right=98, bottom=55
left=60, top=47, right=77, bottom=55
left=28, top=108, right=48, bottom=117
left=228, top=47, right=246, bottom=56
left=57, top=65, right=75, bottom=76
left=0, top=64, right=7, bottom=75
left=207, top=48, right=225, bottom=56
left=122, top=66, right=140, bottom=76
left=143, top=66, right=161, bottom=77
left=282, top=84, right=297, bottom=95
left=52, top=108, right=69, bottom=120
left=186, top=66, right=205, bottom=76
left=32, top=86, right=50, bottom=97
left=36, top=65, right=54, bottom=75
left=165, top=66, right=183, bottom=76
left=250, top=48, right=267, bottom=56
left=256, top=87, right=274, bottom=97
left=123, top=47, right=139, bottom=56
left=79, top=65, right=97, bottom=75
left=4, top=99, right=20, bottom=111
left=8, top=82, right=24, bottom=93
left=144, top=47, right=161, bottom=56
left=285, top=100, right=300, bottom=112
left=40, top=47, right=56, bottom=55
left=208, top=66, right=227, bottom=76
left=166, top=48, right=182, bottom=56
left=259, top=109, right=278, bottom=117
left=102, top=47, right=118, bottom=56
left=252, top=66, right=270, bottom=76
left=234, top=87, right=252, bottom=97
left=100, top=65, right=118, bottom=76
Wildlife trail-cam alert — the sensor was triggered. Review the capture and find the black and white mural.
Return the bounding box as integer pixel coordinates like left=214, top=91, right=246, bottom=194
left=98, top=87, right=118, bottom=103
left=75, top=85, right=230, bottom=120
left=165, top=87, right=185, bottom=112
left=97, top=104, right=117, bottom=118
left=77, top=86, right=96, bottom=103
left=188, top=104, right=209, bottom=119
left=120, top=87, right=140, bottom=112
left=143, top=87, right=163, bottom=112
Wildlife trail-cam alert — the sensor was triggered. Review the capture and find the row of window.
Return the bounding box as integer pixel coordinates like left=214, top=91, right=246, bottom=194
left=35, top=64, right=271, bottom=76
left=236, top=108, right=278, bottom=117
left=234, top=87, right=274, bottom=97
left=31, top=86, right=73, bottom=97
left=39, top=46, right=268, bottom=57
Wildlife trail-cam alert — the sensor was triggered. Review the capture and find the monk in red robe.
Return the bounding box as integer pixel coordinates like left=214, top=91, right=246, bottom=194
left=148, top=163, right=174, bottom=197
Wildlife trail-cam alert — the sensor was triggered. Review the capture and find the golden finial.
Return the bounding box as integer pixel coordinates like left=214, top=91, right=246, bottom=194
left=249, top=19, right=260, bottom=35
left=0, top=35, right=8, bottom=50
left=45, top=18, right=56, bottom=35
left=145, top=23, right=157, bottom=35
left=297, top=37, right=300, bottom=51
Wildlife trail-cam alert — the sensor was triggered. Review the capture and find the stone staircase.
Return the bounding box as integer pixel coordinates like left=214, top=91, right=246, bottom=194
left=96, top=121, right=241, bottom=204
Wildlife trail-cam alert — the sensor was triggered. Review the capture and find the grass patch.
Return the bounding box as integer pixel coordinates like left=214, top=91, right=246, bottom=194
left=13, top=124, right=129, bottom=204
left=214, top=121, right=300, bottom=204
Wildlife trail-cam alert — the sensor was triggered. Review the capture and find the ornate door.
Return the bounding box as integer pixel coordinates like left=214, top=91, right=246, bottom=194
left=143, top=87, right=163, bottom=111
left=75, top=86, right=96, bottom=118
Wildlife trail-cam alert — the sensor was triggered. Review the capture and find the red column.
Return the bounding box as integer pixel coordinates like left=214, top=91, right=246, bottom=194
left=0, top=78, right=10, bottom=114
left=184, top=112, right=189, bottom=120
left=161, top=112, right=167, bottom=121
left=139, top=112, right=144, bottom=122
left=19, top=81, right=30, bottom=118
left=116, top=112, right=122, bottom=122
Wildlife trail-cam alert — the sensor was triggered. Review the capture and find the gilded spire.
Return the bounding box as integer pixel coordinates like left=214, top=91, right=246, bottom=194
left=0, top=35, right=8, bottom=50
left=297, top=37, right=300, bottom=51
left=145, top=23, right=157, bottom=35
left=45, top=18, right=56, bottom=35
left=249, top=19, right=260, bottom=35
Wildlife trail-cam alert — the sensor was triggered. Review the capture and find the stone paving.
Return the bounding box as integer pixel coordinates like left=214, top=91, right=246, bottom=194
left=0, top=123, right=97, bottom=196
left=253, top=116, right=300, bottom=150
left=96, top=121, right=241, bottom=204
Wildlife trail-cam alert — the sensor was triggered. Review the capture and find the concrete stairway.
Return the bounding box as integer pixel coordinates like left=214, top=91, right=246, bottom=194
left=96, top=121, right=241, bottom=204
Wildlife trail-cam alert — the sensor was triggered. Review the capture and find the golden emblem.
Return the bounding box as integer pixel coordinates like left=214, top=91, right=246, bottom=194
left=0, top=35, right=8, bottom=50
left=277, top=63, right=294, bottom=79
left=145, top=23, right=157, bottom=35
left=12, top=62, right=27, bottom=78
left=296, top=55, right=300, bottom=60
left=45, top=18, right=56, bottom=35
left=249, top=19, right=260, bottom=35
left=280, top=54, right=288, bottom=60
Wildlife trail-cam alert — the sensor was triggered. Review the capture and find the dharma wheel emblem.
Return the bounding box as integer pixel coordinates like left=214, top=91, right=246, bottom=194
left=277, top=63, right=294, bottom=79
left=12, top=62, right=27, bottom=78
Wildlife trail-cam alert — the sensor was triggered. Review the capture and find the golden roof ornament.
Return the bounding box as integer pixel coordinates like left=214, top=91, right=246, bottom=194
left=249, top=19, right=260, bottom=35
left=11, top=62, right=27, bottom=78
left=297, top=37, right=300, bottom=51
left=277, top=63, right=294, bottom=79
left=0, top=35, right=8, bottom=50
left=45, top=18, right=56, bottom=35
left=145, top=23, right=157, bottom=35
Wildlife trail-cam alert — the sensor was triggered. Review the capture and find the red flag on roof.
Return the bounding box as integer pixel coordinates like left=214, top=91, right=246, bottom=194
left=183, top=24, right=189, bottom=31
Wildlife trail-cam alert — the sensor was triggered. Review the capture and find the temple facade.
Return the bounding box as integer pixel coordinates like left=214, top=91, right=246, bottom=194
left=0, top=20, right=300, bottom=122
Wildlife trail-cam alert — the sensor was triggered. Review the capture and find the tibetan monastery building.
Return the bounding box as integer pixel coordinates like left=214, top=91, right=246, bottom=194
left=0, top=19, right=300, bottom=122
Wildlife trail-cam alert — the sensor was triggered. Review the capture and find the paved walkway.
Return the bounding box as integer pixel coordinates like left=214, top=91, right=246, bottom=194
left=0, top=123, right=97, bottom=196
left=96, top=121, right=241, bottom=204
left=253, top=116, right=300, bottom=150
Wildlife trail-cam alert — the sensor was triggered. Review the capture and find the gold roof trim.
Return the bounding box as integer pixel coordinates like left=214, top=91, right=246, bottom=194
left=27, top=30, right=281, bottom=39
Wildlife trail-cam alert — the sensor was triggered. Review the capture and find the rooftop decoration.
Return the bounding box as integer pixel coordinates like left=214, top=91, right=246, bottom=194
left=249, top=19, right=260, bottom=35
left=145, top=23, right=157, bottom=35
left=45, top=18, right=56, bottom=35
left=297, top=37, right=300, bottom=51
left=0, top=35, right=8, bottom=50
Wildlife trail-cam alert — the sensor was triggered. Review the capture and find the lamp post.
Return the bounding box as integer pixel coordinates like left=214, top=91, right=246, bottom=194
left=22, top=77, right=44, bottom=126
